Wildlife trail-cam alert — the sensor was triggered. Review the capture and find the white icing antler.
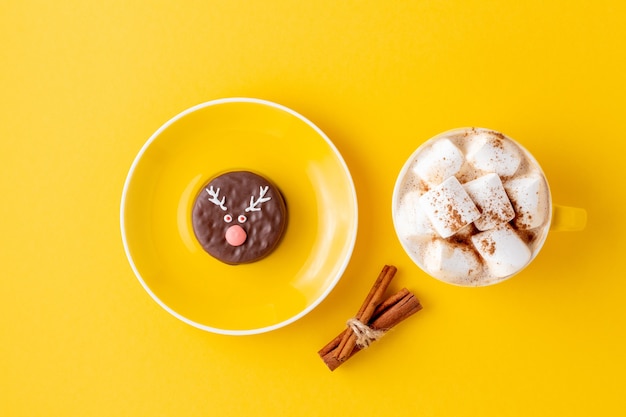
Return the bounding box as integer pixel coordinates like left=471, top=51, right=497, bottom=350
left=205, top=186, right=227, bottom=211
left=245, top=186, right=271, bottom=212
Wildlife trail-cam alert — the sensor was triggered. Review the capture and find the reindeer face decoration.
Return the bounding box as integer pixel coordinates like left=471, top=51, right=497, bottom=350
left=191, top=171, right=287, bottom=265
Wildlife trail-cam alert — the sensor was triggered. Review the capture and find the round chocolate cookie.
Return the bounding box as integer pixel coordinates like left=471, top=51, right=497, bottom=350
left=192, top=171, right=287, bottom=265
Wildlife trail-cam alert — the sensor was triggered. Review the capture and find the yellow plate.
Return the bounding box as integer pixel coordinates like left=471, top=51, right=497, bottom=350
left=120, top=98, right=358, bottom=334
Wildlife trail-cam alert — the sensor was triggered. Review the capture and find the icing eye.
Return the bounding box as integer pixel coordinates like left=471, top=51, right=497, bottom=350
left=238, top=215, right=247, bottom=223
left=224, top=214, right=233, bottom=223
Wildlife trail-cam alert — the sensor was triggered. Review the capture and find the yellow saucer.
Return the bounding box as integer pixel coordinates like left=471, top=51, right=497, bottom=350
left=120, top=98, right=357, bottom=334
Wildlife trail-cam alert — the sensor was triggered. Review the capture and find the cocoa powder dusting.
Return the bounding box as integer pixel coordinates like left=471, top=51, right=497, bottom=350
left=513, top=213, right=531, bottom=230
left=446, top=203, right=464, bottom=230
left=515, top=228, right=536, bottom=245
left=493, top=138, right=504, bottom=150
left=446, top=224, right=477, bottom=247
left=479, top=236, right=496, bottom=256
left=490, top=130, right=506, bottom=141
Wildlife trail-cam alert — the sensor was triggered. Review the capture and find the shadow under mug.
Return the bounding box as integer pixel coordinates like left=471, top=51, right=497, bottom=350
left=392, top=127, right=587, bottom=287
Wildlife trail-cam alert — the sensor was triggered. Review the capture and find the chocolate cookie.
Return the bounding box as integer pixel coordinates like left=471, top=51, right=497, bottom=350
left=192, top=171, right=287, bottom=265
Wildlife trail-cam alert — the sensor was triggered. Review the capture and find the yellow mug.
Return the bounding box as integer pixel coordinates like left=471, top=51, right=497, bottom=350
left=552, top=204, right=587, bottom=232
left=392, top=127, right=586, bottom=287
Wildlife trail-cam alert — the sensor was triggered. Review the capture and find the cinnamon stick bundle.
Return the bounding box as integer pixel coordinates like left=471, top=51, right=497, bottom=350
left=334, top=265, right=397, bottom=361
left=318, top=266, right=422, bottom=371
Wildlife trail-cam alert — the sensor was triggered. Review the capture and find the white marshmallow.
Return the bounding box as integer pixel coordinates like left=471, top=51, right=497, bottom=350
left=504, top=175, right=549, bottom=229
left=471, top=224, right=531, bottom=278
left=419, top=176, right=481, bottom=238
left=412, top=138, right=465, bottom=186
left=423, top=239, right=482, bottom=283
left=394, top=190, right=436, bottom=241
left=466, top=132, right=521, bottom=177
left=463, top=173, right=515, bottom=231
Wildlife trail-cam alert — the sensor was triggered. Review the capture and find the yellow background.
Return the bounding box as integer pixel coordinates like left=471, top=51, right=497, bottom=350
left=2, top=1, right=624, bottom=416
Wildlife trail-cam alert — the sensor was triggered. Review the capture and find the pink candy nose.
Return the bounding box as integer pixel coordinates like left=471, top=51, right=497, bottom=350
left=225, top=225, right=247, bottom=246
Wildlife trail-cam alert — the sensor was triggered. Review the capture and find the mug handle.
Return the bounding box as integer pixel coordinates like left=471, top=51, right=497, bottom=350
left=550, top=204, right=587, bottom=231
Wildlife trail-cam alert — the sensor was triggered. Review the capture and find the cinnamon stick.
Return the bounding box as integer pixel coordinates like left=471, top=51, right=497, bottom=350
left=317, top=290, right=410, bottom=359
left=370, top=287, right=411, bottom=320
left=335, top=265, right=397, bottom=361
left=318, top=287, right=422, bottom=371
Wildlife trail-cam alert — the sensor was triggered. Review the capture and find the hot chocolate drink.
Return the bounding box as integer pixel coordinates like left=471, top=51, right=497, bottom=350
left=392, top=128, right=552, bottom=286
